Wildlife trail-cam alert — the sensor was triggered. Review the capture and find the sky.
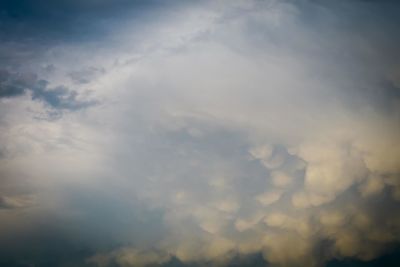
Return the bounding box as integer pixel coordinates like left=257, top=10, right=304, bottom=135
left=0, top=0, right=400, bottom=266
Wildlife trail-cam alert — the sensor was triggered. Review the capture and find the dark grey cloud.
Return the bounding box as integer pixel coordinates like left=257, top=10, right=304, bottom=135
left=0, top=0, right=189, bottom=44
left=0, top=69, right=36, bottom=98
left=0, top=69, right=96, bottom=113
left=326, top=249, right=400, bottom=267
left=31, top=80, right=97, bottom=111
left=0, top=186, right=167, bottom=267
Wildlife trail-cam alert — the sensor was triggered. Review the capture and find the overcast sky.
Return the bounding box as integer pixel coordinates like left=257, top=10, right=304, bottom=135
left=1, top=1, right=400, bottom=267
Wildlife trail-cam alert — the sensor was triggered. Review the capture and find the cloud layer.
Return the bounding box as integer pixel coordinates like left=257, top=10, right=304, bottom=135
left=0, top=1, right=400, bottom=266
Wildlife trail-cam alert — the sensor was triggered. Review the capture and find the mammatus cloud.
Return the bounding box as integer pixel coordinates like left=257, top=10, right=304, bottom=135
left=0, top=0, right=400, bottom=267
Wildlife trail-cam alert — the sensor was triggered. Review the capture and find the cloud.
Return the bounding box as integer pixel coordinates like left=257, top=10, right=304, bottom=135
left=68, top=67, right=106, bottom=84
left=0, top=0, right=400, bottom=267
left=88, top=248, right=172, bottom=267
left=0, top=69, right=96, bottom=115
left=0, top=194, right=35, bottom=210
left=0, top=69, right=36, bottom=98
left=31, top=80, right=97, bottom=111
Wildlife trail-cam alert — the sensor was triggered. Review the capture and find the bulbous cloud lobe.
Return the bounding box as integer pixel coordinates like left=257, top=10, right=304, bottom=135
left=0, top=0, right=400, bottom=266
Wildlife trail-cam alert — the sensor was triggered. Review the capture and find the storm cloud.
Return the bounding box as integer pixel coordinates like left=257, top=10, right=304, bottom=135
left=0, top=0, right=400, bottom=267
